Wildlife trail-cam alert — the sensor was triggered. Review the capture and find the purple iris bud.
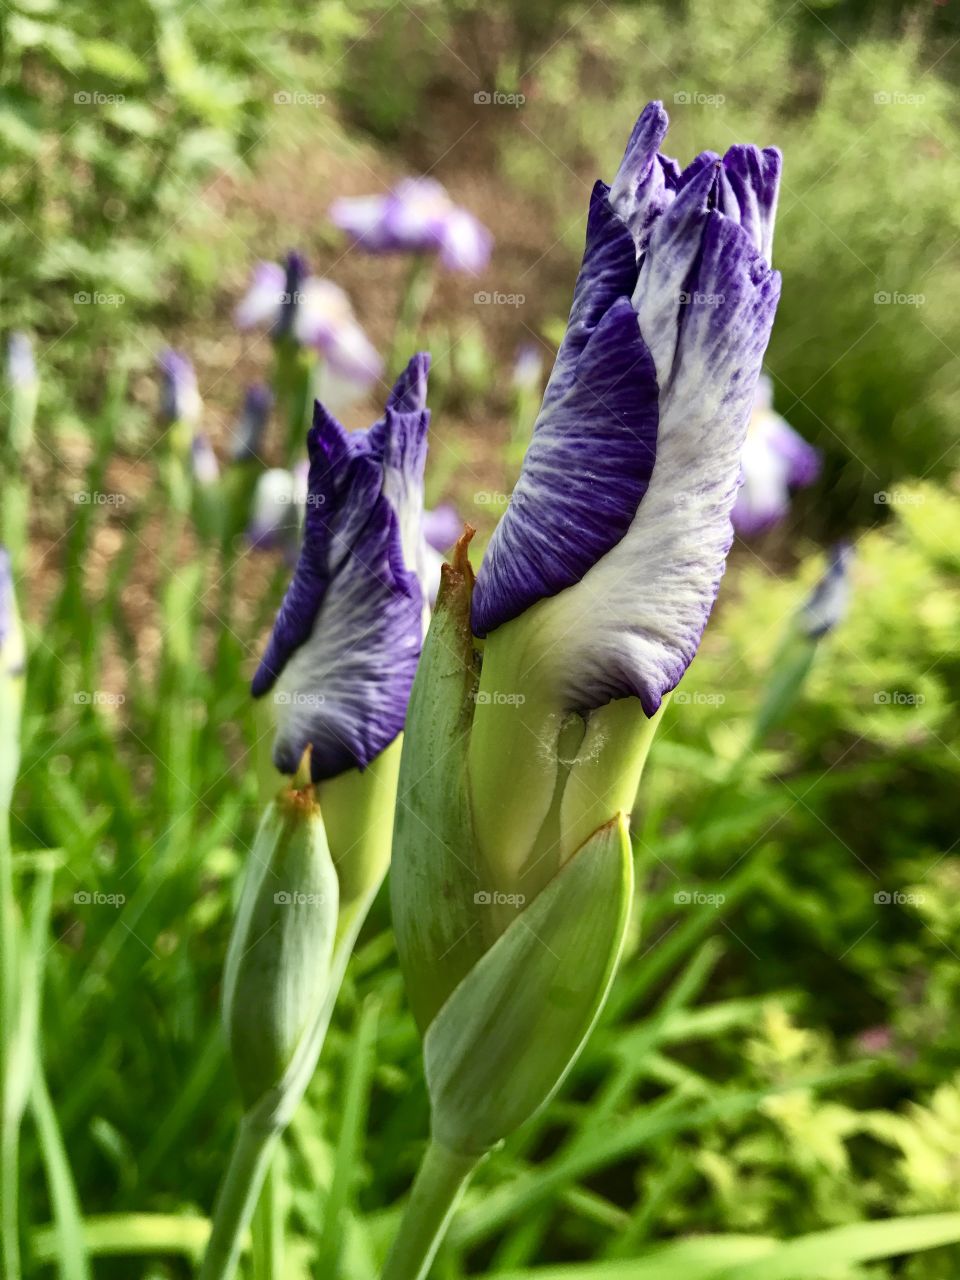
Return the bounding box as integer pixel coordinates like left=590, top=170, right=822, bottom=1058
left=800, top=542, right=852, bottom=639
left=511, top=343, right=544, bottom=393
left=276, top=250, right=308, bottom=340
left=732, top=374, right=821, bottom=536
left=246, top=467, right=304, bottom=552
left=252, top=354, right=432, bottom=781
left=329, top=178, right=492, bottom=274
left=234, top=256, right=382, bottom=388
left=158, top=349, right=201, bottom=428
left=6, top=332, right=37, bottom=389
left=191, top=432, right=220, bottom=486
left=230, top=385, right=273, bottom=462
left=0, top=546, right=23, bottom=679
left=471, top=101, right=782, bottom=717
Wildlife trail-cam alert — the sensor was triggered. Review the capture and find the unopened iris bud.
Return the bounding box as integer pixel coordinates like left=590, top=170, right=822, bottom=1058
left=469, top=100, right=782, bottom=884
left=4, top=332, right=39, bottom=457
left=229, top=385, right=273, bottom=463
left=0, top=547, right=25, bottom=813
left=222, top=781, right=338, bottom=1115
left=387, top=105, right=784, bottom=1280
left=158, top=348, right=201, bottom=430
left=234, top=252, right=382, bottom=390
left=191, top=432, right=220, bottom=487
left=800, top=541, right=852, bottom=639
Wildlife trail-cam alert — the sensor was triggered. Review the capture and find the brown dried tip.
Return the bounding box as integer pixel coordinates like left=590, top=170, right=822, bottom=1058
left=436, top=524, right=476, bottom=623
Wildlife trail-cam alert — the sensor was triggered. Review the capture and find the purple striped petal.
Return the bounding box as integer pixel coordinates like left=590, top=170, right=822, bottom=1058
left=472, top=299, right=659, bottom=636
left=471, top=102, right=782, bottom=717
left=252, top=357, right=430, bottom=780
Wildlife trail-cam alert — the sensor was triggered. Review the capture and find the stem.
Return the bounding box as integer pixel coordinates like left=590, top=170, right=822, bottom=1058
left=0, top=814, right=21, bottom=1280
left=198, top=1116, right=278, bottom=1280
left=381, top=1142, right=479, bottom=1280
left=389, top=255, right=436, bottom=377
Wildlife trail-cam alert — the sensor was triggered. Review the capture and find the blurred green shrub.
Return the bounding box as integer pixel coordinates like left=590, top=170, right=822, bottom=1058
left=0, top=0, right=360, bottom=352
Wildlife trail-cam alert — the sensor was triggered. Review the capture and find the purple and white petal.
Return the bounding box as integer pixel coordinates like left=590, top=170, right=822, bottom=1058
left=607, top=100, right=677, bottom=251
left=252, top=357, right=431, bottom=780
left=472, top=102, right=782, bottom=717
left=329, top=194, right=394, bottom=249
left=473, top=300, right=659, bottom=635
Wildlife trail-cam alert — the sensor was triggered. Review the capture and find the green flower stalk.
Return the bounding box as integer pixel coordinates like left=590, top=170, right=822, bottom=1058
left=386, top=101, right=783, bottom=1280
left=0, top=547, right=26, bottom=1279
left=200, top=356, right=435, bottom=1280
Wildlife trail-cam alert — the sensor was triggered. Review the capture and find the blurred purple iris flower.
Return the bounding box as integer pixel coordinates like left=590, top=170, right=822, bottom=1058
left=472, top=101, right=782, bottom=717
left=158, top=349, right=201, bottom=428
left=235, top=251, right=382, bottom=389
left=511, top=343, right=545, bottom=393
left=330, top=179, right=492, bottom=274
left=732, top=375, right=820, bottom=536
left=420, top=503, right=462, bottom=603
left=252, top=355, right=433, bottom=780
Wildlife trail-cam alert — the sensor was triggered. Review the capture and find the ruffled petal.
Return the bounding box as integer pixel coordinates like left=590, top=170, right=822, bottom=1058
left=526, top=220, right=781, bottom=714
